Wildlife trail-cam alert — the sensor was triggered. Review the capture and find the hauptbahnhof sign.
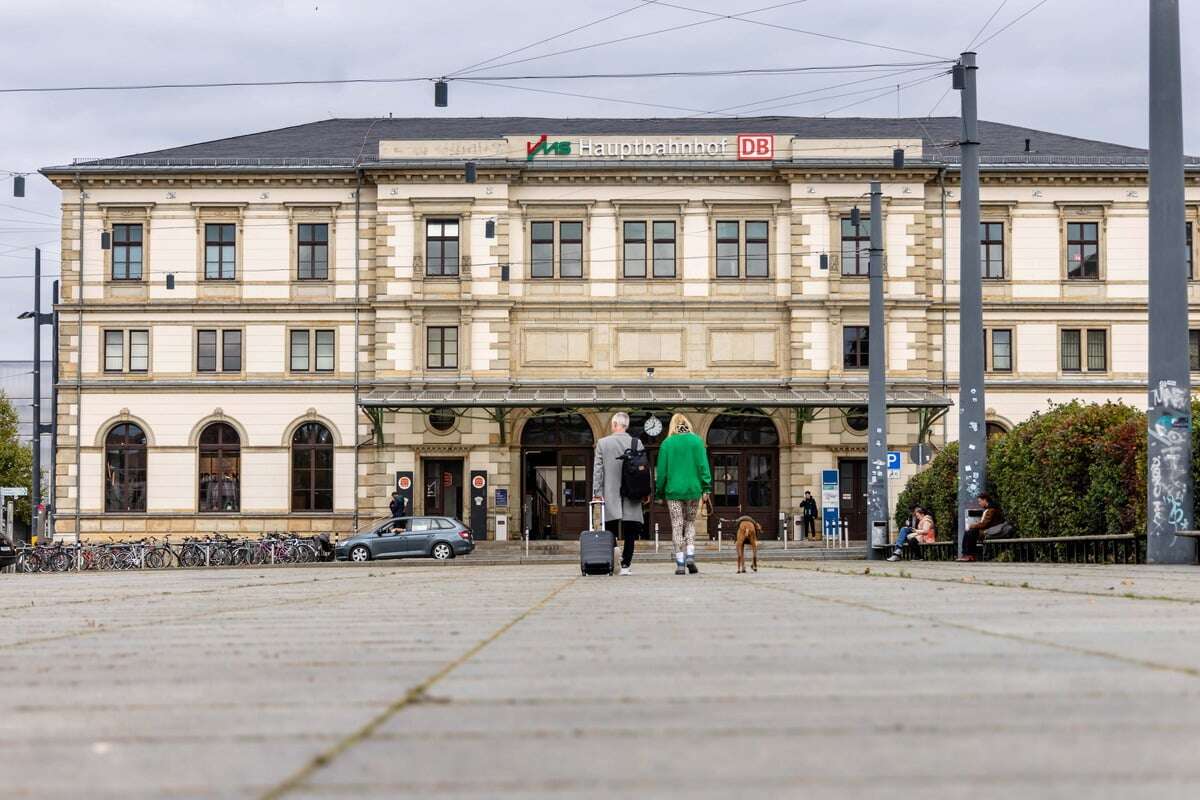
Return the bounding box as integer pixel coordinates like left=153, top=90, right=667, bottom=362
left=376, top=134, right=917, bottom=162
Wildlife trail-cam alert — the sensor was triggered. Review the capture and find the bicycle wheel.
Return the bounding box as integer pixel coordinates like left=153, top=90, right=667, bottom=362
left=17, top=551, right=41, bottom=573
left=293, top=544, right=317, bottom=563
left=179, top=545, right=203, bottom=568
left=48, top=551, right=73, bottom=572
left=144, top=548, right=166, bottom=569
left=109, top=546, right=131, bottom=570
left=210, top=546, right=232, bottom=567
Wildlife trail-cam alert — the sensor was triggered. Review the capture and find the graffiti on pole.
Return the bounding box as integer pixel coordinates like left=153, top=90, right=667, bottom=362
left=1149, top=379, right=1191, bottom=530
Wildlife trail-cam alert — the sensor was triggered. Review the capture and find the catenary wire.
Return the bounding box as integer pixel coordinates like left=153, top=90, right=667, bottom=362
left=456, top=79, right=717, bottom=115
left=817, top=70, right=949, bottom=116
left=976, top=0, right=1052, bottom=48
left=450, top=0, right=811, bottom=75
left=707, top=64, right=948, bottom=116
left=644, top=0, right=950, bottom=60
left=964, top=0, right=1009, bottom=51
left=471, top=61, right=951, bottom=81
left=447, top=1, right=657, bottom=77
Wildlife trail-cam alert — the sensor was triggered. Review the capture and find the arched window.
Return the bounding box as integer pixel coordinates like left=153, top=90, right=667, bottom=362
left=292, top=422, right=334, bottom=511
left=198, top=422, right=240, bottom=512
left=986, top=421, right=1009, bottom=440
left=520, top=410, right=594, bottom=447
left=706, top=409, right=780, bottom=446
left=105, top=423, right=147, bottom=512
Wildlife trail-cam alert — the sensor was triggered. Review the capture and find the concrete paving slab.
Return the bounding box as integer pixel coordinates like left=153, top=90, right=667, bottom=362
left=1, top=562, right=1198, bottom=799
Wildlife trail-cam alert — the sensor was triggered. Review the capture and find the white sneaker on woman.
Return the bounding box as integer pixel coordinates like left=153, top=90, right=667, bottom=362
left=620, top=567, right=631, bottom=576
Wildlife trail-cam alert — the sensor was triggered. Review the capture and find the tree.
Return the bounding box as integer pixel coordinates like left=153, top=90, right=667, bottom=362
left=0, top=391, right=34, bottom=525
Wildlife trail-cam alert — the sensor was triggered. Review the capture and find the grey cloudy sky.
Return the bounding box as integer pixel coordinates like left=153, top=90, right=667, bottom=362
left=1, top=0, right=1196, bottom=354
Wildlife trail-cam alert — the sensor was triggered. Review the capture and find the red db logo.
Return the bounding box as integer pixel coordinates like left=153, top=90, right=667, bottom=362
left=737, top=134, right=774, bottom=160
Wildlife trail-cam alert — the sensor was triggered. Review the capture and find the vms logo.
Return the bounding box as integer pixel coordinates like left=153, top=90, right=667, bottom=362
left=527, top=134, right=572, bottom=160
left=737, top=134, right=774, bottom=160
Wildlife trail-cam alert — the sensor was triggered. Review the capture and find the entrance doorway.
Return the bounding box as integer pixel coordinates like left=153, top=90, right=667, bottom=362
left=521, top=411, right=595, bottom=539
left=422, top=459, right=463, bottom=520
left=706, top=410, right=780, bottom=539
left=838, top=458, right=868, bottom=540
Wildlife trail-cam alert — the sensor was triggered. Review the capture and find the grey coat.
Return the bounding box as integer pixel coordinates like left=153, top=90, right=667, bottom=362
left=592, top=432, right=645, bottom=525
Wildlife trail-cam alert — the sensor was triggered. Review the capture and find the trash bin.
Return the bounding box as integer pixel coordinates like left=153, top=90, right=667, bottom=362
left=871, top=521, right=889, bottom=548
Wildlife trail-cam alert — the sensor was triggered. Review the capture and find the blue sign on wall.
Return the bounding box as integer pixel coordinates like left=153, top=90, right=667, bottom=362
left=887, top=451, right=902, bottom=471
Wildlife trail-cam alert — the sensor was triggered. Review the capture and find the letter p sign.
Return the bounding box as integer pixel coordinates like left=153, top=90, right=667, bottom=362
left=737, top=134, right=774, bottom=161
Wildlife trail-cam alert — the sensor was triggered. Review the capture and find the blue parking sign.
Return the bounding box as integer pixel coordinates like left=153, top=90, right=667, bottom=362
left=887, top=451, right=902, bottom=472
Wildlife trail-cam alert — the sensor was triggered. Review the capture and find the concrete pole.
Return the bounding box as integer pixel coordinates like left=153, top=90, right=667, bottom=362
left=955, top=52, right=986, bottom=556
left=1147, top=0, right=1195, bottom=563
left=31, top=248, right=42, bottom=532
left=866, top=181, right=888, bottom=559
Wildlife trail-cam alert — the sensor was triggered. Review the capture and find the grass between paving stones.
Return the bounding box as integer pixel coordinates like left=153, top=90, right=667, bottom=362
left=762, top=563, right=1200, bottom=605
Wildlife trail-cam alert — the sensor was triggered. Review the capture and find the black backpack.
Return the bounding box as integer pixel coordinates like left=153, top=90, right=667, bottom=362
left=618, top=438, right=653, bottom=500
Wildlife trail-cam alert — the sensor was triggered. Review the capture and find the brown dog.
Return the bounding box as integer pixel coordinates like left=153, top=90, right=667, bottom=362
left=734, top=515, right=761, bottom=573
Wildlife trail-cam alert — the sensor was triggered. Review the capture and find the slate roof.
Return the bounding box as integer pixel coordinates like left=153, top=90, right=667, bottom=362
left=44, top=116, right=1170, bottom=171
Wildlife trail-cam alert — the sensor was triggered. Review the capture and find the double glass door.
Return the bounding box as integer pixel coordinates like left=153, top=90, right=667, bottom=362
left=708, top=450, right=777, bottom=538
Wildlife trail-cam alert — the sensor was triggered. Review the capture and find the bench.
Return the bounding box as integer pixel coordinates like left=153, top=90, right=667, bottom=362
left=886, top=534, right=1144, bottom=564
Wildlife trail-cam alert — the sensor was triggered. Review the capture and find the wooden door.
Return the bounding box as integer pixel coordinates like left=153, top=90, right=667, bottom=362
left=838, top=458, right=868, bottom=540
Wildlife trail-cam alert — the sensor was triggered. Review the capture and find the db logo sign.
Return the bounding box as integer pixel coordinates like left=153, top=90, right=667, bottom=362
left=737, top=134, right=774, bottom=161
left=397, top=476, right=411, bottom=491
left=471, top=475, right=487, bottom=490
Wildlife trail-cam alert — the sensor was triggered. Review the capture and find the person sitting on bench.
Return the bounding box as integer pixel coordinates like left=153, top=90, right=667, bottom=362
left=958, top=492, right=1004, bottom=562
left=887, top=506, right=935, bottom=561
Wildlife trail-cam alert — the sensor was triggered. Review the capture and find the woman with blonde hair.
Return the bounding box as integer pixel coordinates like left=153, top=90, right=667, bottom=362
left=654, top=413, right=712, bottom=575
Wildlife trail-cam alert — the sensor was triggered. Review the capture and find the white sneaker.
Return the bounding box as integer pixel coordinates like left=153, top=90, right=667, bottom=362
left=620, top=567, right=632, bottom=576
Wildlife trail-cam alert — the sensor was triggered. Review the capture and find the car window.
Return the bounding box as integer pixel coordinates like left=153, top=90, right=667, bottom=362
left=388, top=518, right=410, bottom=533
left=409, top=518, right=433, bottom=532
left=434, top=518, right=455, bottom=529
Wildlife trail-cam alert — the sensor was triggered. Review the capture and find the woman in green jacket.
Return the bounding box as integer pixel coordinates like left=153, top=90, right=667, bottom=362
left=655, top=413, right=712, bottom=575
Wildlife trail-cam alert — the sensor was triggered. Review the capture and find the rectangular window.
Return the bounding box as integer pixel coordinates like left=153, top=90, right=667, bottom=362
left=652, top=221, right=676, bottom=277
left=842, top=325, right=869, bottom=369
left=222, top=330, right=242, bottom=372
left=427, top=326, right=458, bottom=370
left=425, top=218, right=460, bottom=277
left=1188, top=222, right=1194, bottom=280
left=314, top=330, right=335, bottom=372
left=989, top=329, right=1012, bottom=372
left=716, top=221, right=740, bottom=278
left=128, top=330, right=149, bottom=372
left=289, top=330, right=310, bottom=372
left=1087, top=329, right=1107, bottom=372
left=559, top=221, right=583, bottom=278
left=1066, top=221, right=1100, bottom=279
left=197, top=330, right=218, bottom=372
left=841, top=217, right=871, bottom=276
left=1191, top=329, right=1200, bottom=371
left=204, top=223, right=236, bottom=280
left=530, top=221, right=554, bottom=278
left=1061, top=329, right=1081, bottom=372
left=297, top=223, right=329, bottom=280
left=104, top=330, right=124, bottom=372
left=111, top=223, right=143, bottom=281
left=745, top=220, right=769, bottom=278
left=981, top=221, right=1005, bottom=279
left=623, top=221, right=646, bottom=278
left=287, top=329, right=334, bottom=372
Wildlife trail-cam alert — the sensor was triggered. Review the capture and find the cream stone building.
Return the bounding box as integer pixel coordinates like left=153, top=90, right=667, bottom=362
left=40, top=117, right=1195, bottom=542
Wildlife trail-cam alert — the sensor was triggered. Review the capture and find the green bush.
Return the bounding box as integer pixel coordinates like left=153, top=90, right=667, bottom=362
left=893, top=441, right=958, bottom=540
left=894, top=399, right=1197, bottom=539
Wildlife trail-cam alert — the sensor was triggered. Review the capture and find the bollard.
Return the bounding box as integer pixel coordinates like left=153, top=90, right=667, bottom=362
left=717, top=520, right=722, bottom=553
left=781, top=512, right=788, bottom=551
left=654, top=522, right=659, bottom=553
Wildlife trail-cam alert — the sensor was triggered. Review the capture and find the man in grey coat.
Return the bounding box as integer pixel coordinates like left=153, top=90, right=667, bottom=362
left=592, top=411, right=646, bottom=575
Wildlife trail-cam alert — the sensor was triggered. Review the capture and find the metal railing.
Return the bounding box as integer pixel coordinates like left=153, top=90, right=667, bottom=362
left=895, top=534, right=1145, bottom=564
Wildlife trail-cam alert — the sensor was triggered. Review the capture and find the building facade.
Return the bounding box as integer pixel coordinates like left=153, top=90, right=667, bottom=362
left=41, top=117, right=1198, bottom=542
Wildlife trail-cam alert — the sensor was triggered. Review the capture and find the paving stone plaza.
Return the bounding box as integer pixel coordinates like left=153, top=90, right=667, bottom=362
left=3, top=560, right=1200, bottom=798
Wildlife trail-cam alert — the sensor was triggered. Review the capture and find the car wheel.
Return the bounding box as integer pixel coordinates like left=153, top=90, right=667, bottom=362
left=349, top=545, right=371, bottom=563
left=431, top=542, right=454, bottom=560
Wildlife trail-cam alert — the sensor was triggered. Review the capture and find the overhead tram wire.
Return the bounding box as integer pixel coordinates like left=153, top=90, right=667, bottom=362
left=964, top=0, right=1010, bottom=51
left=449, top=0, right=812, bottom=76
left=723, top=68, right=950, bottom=117
left=0, top=59, right=953, bottom=96
left=699, top=62, right=949, bottom=116
left=447, top=1, right=658, bottom=77
left=643, top=0, right=951, bottom=61
left=975, top=0, right=1052, bottom=48
left=817, top=70, right=950, bottom=117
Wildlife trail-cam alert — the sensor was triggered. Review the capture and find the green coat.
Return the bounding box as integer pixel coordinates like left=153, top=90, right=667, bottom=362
left=654, top=432, right=713, bottom=501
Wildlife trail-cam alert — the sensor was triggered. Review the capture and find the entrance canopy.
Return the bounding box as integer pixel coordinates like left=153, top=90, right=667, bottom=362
left=359, top=381, right=950, bottom=445
left=360, top=381, right=950, bottom=410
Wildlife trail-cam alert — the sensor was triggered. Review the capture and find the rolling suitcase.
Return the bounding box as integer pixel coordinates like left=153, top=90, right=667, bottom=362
left=580, top=499, right=615, bottom=576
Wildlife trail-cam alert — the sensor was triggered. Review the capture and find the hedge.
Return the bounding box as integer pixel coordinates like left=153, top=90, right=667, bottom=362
left=894, top=400, right=1200, bottom=539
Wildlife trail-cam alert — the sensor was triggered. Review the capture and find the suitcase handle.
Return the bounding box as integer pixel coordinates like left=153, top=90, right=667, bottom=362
left=589, top=498, right=606, bottom=530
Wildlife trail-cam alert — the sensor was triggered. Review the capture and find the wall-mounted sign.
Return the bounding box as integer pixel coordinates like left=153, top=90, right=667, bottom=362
left=471, top=474, right=487, bottom=490
left=495, top=488, right=509, bottom=508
